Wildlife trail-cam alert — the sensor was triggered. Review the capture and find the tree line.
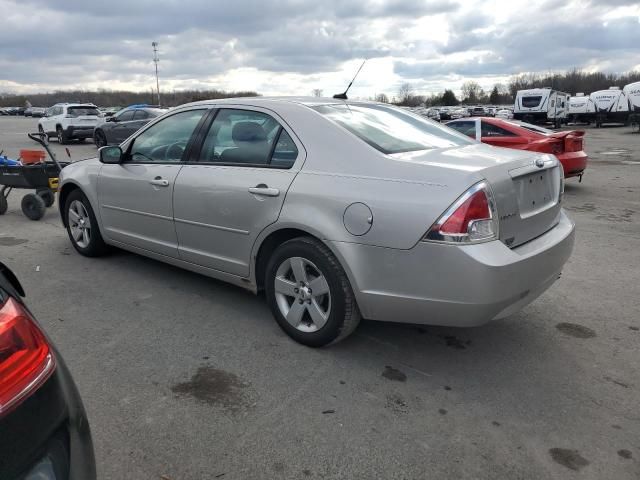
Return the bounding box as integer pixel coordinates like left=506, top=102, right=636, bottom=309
left=0, top=88, right=259, bottom=108
left=393, top=69, right=640, bottom=107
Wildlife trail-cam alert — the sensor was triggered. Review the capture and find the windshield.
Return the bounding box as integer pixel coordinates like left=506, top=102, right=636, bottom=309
left=313, top=104, right=473, bottom=154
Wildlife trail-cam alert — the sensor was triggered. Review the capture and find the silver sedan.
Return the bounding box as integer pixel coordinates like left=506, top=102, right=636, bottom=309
left=58, top=97, right=575, bottom=346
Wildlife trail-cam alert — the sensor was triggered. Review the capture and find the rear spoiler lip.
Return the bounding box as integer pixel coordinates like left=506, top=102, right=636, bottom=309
left=550, top=130, right=585, bottom=139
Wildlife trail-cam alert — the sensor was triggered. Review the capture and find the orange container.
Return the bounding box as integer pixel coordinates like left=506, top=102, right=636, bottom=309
left=20, top=149, right=46, bottom=165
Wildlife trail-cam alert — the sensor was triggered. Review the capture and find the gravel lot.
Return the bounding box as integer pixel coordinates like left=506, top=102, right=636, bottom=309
left=1, top=116, right=639, bottom=479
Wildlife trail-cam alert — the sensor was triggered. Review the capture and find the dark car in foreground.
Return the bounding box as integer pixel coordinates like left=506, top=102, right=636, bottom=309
left=0, top=262, right=95, bottom=480
left=93, top=105, right=166, bottom=147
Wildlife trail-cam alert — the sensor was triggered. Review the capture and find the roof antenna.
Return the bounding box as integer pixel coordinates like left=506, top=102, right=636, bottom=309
left=333, top=59, right=366, bottom=100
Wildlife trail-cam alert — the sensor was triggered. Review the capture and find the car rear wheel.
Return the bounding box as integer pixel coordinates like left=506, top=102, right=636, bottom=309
left=94, top=130, right=107, bottom=148
left=64, top=189, right=109, bottom=256
left=265, top=237, right=360, bottom=347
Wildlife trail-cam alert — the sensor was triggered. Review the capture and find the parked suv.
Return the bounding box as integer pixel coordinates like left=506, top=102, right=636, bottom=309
left=38, top=103, right=101, bottom=144
left=93, top=105, right=166, bottom=148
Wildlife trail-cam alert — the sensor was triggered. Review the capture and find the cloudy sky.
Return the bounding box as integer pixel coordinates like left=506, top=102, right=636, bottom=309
left=1, top=0, right=639, bottom=98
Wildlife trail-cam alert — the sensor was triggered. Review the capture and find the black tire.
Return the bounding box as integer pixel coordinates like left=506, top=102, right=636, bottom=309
left=56, top=126, right=68, bottom=145
left=36, top=188, right=55, bottom=207
left=21, top=193, right=46, bottom=220
left=38, top=124, right=47, bottom=140
left=94, top=130, right=107, bottom=148
left=0, top=193, right=7, bottom=215
left=64, top=189, right=109, bottom=257
left=265, top=237, right=360, bottom=347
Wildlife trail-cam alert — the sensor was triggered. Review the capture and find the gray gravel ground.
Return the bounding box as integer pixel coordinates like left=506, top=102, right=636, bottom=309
left=1, top=117, right=639, bottom=479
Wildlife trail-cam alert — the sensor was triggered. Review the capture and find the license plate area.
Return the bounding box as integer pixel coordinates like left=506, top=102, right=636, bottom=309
left=514, top=168, right=559, bottom=218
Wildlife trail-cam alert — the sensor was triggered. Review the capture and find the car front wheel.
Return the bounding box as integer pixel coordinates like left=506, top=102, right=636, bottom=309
left=64, top=189, right=109, bottom=256
left=265, top=237, right=360, bottom=347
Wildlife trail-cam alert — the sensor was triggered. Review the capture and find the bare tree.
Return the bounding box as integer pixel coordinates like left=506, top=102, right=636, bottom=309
left=312, top=88, right=323, bottom=97
left=375, top=93, right=389, bottom=103
left=397, top=83, right=414, bottom=105
left=461, top=81, right=483, bottom=104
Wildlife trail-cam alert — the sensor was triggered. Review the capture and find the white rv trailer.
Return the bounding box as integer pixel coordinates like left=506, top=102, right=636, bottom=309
left=623, top=81, right=640, bottom=130
left=567, top=93, right=595, bottom=124
left=513, top=88, right=570, bottom=127
left=589, top=86, right=629, bottom=127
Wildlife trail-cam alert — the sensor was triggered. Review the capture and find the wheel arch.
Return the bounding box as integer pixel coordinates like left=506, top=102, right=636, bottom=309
left=58, top=181, right=81, bottom=226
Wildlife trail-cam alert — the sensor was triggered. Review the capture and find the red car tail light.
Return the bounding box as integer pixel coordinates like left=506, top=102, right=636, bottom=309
left=551, top=140, right=564, bottom=155
left=0, top=297, right=55, bottom=417
left=424, top=181, right=498, bottom=243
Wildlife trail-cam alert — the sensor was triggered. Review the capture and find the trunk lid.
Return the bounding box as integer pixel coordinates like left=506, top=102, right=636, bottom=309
left=392, top=143, right=563, bottom=247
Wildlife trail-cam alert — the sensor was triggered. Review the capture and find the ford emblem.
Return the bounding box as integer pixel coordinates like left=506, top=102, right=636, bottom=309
left=535, top=158, right=545, bottom=168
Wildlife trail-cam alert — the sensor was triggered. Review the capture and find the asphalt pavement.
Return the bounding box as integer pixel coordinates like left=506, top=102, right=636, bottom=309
left=1, top=116, right=639, bottom=479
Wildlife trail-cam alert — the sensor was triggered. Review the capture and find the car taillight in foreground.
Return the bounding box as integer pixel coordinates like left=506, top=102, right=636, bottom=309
left=424, top=181, right=498, bottom=243
left=0, top=297, right=55, bottom=417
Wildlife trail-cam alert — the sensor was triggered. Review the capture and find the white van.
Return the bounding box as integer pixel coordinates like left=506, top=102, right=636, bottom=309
left=513, top=88, right=570, bottom=127
left=567, top=94, right=595, bottom=124
left=589, top=87, right=629, bottom=127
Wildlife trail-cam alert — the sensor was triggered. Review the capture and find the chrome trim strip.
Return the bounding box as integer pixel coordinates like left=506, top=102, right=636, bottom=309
left=174, top=217, right=249, bottom=235
left=102, top=204, right=173, bottom=221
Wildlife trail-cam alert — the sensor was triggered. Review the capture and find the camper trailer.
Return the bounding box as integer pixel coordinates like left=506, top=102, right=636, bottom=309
left=623, top=81, right=640, bottom=129
left=568, top=93, right=595, bottom=124
left=589, top=87, right=629, bottom=127
left=513, top=88, right=569, bottom=127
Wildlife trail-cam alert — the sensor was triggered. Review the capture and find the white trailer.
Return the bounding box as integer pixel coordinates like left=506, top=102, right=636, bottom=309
left=623, top=81, right=640, bottom=131
left=567, top=93, right=595, bottom=124
left=589, top=87, right=629, bottom=127
left=513, top=88, right=570, bottom=127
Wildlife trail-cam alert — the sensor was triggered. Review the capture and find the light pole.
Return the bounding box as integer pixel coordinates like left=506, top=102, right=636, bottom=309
left=152, top=42, right=160, bottom=106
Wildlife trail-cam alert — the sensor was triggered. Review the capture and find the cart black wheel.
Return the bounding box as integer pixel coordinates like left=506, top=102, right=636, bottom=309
left=56, top=126, right=68, bottom=145
left=38, top=124, right=47, bottom=140
left=0, top=194, right=7, bottom=215
left=21, top=193, right=46, bottom=220
left=37, top=188, right=55, bottom=207
left=64, top=189, right=109, bottom=257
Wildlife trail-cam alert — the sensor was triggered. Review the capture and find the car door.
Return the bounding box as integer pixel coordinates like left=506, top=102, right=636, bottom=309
left=97, top=108, right=207, bottom=257
left=173, top=107, right=304, bottom=277
left=480, top=121, right=524, bottom=148
left=109, top=110, right=136, bottom=143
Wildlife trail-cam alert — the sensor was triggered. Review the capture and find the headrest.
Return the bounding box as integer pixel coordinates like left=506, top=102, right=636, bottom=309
left=232, top=122, right=267, bottom=143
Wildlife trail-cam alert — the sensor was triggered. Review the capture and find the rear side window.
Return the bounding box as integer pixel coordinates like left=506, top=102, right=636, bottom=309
left=447, top=121, right=476, bottom=138
left=313, top=104, right=473, bottom=154
left=481, top=122, right=517, bottom=137
left=67, top=107, right=100, bottom=116
left=129, top=109, right=205, bottom=163
left=198, top=109, right=294, bottom=167
left=521, top=96, right=542, bottom=108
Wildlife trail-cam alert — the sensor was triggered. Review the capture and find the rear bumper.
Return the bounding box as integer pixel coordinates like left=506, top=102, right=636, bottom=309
left=558, top=152, right=588, bottom=178
left=332, top=210, right=575, bottom=327
left=65, top=126, right=95, bottom=139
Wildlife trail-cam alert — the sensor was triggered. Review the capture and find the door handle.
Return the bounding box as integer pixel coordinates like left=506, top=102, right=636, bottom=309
left=248, top=185, right=280, bottom=197
left=150, top=178, right=170, bottom=187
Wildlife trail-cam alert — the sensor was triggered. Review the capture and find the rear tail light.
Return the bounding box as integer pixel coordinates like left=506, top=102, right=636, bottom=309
left=423, top=181, right=498, bottom=243
left=551, top=141, right=563, bottom=154
left=0, top=297, right=55, bottom=417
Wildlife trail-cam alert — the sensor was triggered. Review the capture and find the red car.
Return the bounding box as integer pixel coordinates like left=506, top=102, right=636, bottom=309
left=446, top=117, right=588, bottom=179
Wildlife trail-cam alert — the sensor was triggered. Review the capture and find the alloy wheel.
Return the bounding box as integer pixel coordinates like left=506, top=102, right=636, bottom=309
left=274, top=256, right=331, bottom=332
left=68, top=200, right=91, bottom=248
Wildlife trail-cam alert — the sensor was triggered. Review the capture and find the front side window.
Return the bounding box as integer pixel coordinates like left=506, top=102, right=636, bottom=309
left=313, top=104, right=473, bottom=154
left=521, top=96, right=542, bottom=108
left=117, top=110, right=135, bottom=122
left=199, top=109, right=287, bottom=166
left=481, top=122, right=517, bottom=137
left=447, top=121, right=477, bottom=138
left=133, top=110, right=149, bottom=120
left=128, top=109, right=205, bottom=163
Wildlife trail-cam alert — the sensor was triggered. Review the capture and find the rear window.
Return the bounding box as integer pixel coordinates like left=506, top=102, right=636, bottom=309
left=67, top=106, right=100, bottom=116
left=313, top=104, right=473, bottom=154
left=521, top=96, right=542, bottom=108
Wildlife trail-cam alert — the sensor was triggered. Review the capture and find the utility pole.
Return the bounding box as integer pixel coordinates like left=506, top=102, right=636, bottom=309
left=152, top=42, right=160, bottom=106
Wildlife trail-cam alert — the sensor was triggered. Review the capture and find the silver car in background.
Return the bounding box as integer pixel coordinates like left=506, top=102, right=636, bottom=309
left=57, top=97, right=574, bottom=347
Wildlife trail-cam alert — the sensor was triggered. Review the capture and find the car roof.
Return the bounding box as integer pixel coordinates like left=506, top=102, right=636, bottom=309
left=178, top=96, right=383, bottom=109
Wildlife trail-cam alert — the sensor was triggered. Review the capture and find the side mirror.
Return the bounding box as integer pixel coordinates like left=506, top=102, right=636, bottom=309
left=106, top=116, right=116, bottom=122
left=99, top=146, right=123, bottom=164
